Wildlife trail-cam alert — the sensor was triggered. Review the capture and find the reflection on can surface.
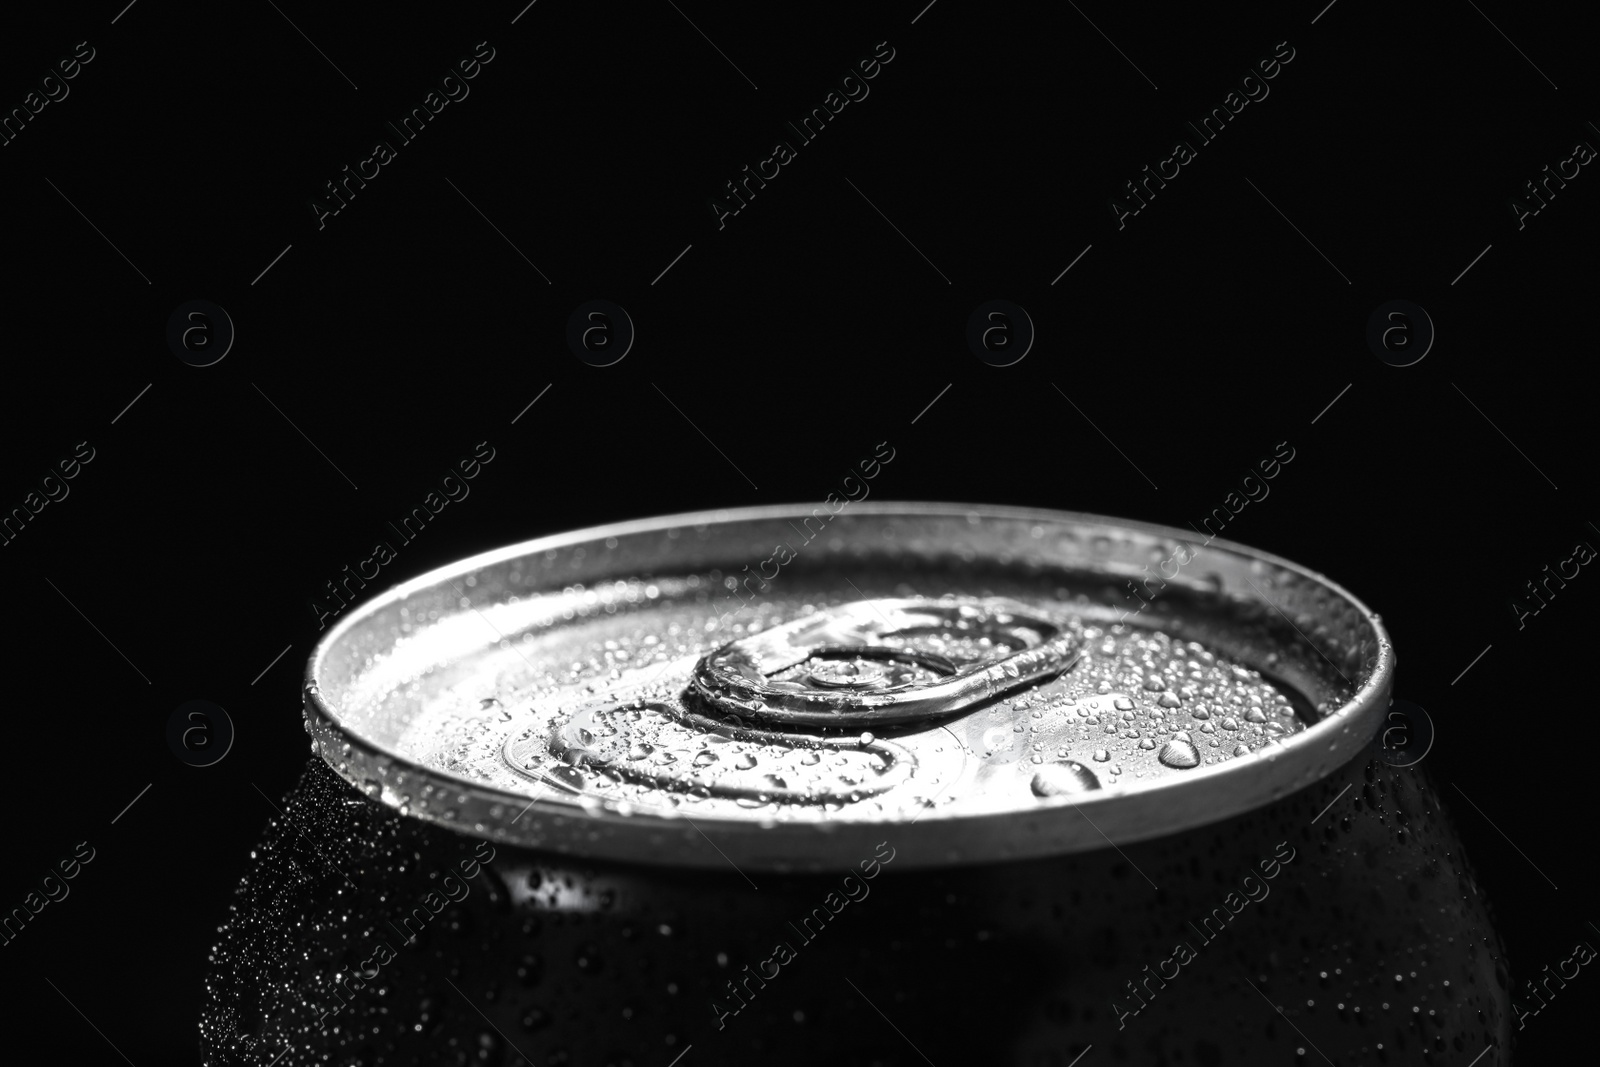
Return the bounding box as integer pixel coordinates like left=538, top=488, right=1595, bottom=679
left=202, top=504, right=1511, bottom=1065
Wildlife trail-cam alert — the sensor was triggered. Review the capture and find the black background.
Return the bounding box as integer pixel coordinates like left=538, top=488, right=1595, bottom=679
left=0, top=1, right=1593, bottom=1061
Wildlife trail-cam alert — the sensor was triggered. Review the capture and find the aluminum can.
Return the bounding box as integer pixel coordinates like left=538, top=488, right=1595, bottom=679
left=201, top=503, right=1511, bottom=1066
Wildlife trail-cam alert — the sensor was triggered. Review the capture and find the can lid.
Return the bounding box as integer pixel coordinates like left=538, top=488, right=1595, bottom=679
left=306, top=504, right=1393, bottom=871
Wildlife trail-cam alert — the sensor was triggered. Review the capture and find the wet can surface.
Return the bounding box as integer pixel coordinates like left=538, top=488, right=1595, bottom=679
left=201, top=504, right=1512, bottom=1065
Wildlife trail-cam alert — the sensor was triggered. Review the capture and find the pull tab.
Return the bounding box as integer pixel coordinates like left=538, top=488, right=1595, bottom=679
left=690, top=597, right=1080, bottom=731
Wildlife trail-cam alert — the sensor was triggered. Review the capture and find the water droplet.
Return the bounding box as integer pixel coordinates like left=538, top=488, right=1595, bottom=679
left=799, top=751, right=821, bottom=765
left=627, top=742, right=653, bottom=760
left=1158, top=739, right=1201, bottom=769
left=1158, top=690, right=1182, bottom=708
left=734, top=753, right=757, bottom=770
left=1092, top=748, right=1111, bottom=762
left=1030, top=760, right=1102, bottom=796
left=546, top=764, right=585, bottom=792
left=1114, top=696, right=1136, bottom=710
left=693, top=751, right=717, bottom=766
left=1233, top=744, right=1251, bottom=757
left=859, top=732, right=874, bottom=745
left=1141, top=677, right=1164, bottom=692
left=1221, top=717, right=1239, bottom=731
left=1245, top=707, right=1267, bottom=723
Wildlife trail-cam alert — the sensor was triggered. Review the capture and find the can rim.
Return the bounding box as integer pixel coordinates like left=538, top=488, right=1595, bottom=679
left=305, top=502, right=1395, bottom=871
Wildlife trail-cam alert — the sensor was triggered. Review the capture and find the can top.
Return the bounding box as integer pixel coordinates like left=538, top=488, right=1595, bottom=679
left=306, top=503, right=1393, bottom=871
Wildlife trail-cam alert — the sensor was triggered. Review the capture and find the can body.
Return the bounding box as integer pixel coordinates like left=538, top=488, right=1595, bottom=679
left=200, top=504, right=1512, bottom=1064
left=203, top=748, right=1508, bottom=1065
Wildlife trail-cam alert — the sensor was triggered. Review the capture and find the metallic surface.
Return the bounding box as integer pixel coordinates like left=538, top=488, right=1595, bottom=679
left=305, top=503, right=1394, bottom=871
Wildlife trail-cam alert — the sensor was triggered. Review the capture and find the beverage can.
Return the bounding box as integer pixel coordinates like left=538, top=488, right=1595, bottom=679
left=203, top=504, right=1510, bottom=1065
